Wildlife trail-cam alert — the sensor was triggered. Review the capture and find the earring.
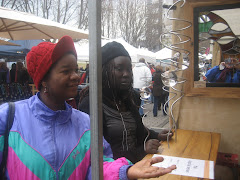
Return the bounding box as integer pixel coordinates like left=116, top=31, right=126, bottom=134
left=106, top=72, right=111, bottom=88
left=44, top=86, right=48, bottom=93
left=107, top=80, right=111, bottom=88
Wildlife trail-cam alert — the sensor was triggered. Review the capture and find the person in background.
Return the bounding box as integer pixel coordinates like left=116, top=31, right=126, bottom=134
left=10, top=63, right=16, bottom=83
left=84, top=63, right=89, bottom=83
left=161, top=66, right=170, bottom=113
left=0, top=62, right=10, bottom=84
left=79, top=66, right=84, bottom=71
left=132, top=58, right=152, bottom=117
left=152, top=65, right=166, bottom=117
left=15, top=61, right=30, bottom=84
left=0, top=36, right=176, bottom=179
left=149, top=63, right=155, bottom=103
left=78, top=41, right=173, bottom=164
left=149, top=63, right=156, bottom=74
left=79, top=64, right=89, bottom=85
left=205, top=58, right=240, bottom=83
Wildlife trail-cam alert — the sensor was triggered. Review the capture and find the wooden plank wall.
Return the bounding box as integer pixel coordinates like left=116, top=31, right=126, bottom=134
left=171, top=0, right=240, bottom=158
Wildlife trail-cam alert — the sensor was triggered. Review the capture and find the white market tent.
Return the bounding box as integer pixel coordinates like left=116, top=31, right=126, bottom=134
left=106, top=38, right=139, bottom=63
left=75, top=38, right=156, bottom=63
left=155, top=47, right=172, bottom=60
left=155, top=47, right=173, bottom=67
left=74, top=39, right=89, bottom=61
left=75, top=38, right=139, bottom=62
left=137, top=48, right=156, bottom=64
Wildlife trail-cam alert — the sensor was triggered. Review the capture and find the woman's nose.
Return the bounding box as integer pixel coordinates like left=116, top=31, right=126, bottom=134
left=123, top=70, right=131, bottom=77
left=71, top=71, right=81, bottom=81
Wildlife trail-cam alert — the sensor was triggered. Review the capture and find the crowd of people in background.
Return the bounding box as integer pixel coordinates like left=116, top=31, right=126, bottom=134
left=79, top=63, right=89, bottom=84
left=1, top=52, right=170, bottom=114
left=0, top=61, right=31, bottom=84
left=0, top=61, right=33, bottom=105
left=131, top=58, right=170, bottom=118
left=0, top=62, right=10, bottom=83
left=132, top=58, right=152, bottom=117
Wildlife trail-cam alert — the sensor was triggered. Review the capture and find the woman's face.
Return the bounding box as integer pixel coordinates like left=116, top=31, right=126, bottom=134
left=111, top=56, right=132, bottom=90
left=43, top=54, right=80, bottom=101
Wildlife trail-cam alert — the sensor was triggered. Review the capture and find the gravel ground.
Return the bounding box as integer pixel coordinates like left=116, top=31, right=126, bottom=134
left=141, top=102, right=171, bottom=132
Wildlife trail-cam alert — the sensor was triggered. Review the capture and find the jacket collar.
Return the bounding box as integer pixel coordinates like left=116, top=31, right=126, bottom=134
left=30, top=92, right=72, bottom=124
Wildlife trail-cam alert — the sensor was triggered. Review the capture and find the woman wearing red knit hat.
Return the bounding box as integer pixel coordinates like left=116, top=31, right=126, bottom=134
left=0, top=36, right=175, bottom=179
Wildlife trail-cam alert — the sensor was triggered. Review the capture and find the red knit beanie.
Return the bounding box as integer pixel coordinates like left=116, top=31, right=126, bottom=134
left=26, top=36, right=77, bottom=90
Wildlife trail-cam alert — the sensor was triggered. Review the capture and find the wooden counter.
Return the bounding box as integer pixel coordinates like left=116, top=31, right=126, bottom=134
left=140, top=129, right=221, bottom=180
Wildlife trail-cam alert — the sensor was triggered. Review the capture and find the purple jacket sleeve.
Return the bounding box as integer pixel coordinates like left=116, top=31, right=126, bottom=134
left=0, top=103, right=9, bottom=164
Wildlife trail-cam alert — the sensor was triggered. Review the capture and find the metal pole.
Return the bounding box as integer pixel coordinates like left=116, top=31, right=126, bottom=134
left=89, top=0, right=103, bottom=179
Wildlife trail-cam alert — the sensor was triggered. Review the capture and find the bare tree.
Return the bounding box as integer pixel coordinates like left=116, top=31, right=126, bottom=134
left=77, top=0, right=88, bottom=30
left=2, top=0, right=34, bottom=13
left=1, top=0, right=17, bottom=8
left=101, top=0, right=163, bottom=50
left=144, top=0, right=163, bottom=51
left=51, top=0, right=78, bottom=24
left=101, top=0, right=118, bottom=38
left=117, top=0, right=146, bottom=47
left=1, top=0, right=164, bottom=51
left=41, top=0, right=51, bottom=19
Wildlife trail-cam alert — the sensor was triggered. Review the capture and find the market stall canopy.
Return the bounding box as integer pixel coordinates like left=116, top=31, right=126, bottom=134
left=0, top=39, right=20, bottom=46
left=0, top=39, right=43, bottom=59
left=0, top=7, right=88, bottom=40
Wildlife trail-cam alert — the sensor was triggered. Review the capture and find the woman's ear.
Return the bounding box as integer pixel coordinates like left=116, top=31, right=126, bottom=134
left=40, top=81, right=47, bottom=91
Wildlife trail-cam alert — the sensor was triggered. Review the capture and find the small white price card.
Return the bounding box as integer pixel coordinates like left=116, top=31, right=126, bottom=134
left=152, top=154, right=214, bottom=179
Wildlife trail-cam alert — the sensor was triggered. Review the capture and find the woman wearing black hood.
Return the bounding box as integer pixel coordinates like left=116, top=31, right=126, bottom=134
left=78, top=41, right=173, bottom=163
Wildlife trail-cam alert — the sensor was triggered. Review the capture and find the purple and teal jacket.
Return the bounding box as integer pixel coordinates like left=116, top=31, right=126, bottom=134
left=0, top=93, right=132, bottom=179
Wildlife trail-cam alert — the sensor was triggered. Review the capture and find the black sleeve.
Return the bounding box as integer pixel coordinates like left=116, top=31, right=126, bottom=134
left=132, top=89, right=141, bottom=107
left=78, top=96, right=90, bottom=115
left=148, top=129, right=159, bottom=139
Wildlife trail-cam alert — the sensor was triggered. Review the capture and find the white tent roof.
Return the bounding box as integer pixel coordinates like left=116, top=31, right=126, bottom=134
left=74, top=40, right=89, bottom=61
left=137, top=48, right=156, bottom=64
left=155, top=47, right=172, bottom=60
left=103, top=38, right=139, bottom=62
left=75, top=38, right=156, bottom=63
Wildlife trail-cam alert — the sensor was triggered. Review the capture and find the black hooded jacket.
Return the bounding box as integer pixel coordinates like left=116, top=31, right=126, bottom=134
left=78, top=88, right=158, bottom=163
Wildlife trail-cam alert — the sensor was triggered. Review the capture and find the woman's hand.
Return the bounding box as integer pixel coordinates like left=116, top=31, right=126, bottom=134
left=157, top=129, right=173, bottom=141
left=145, top=139, right=161, bottom=154
left=127, top=156, right=176, bottom=180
